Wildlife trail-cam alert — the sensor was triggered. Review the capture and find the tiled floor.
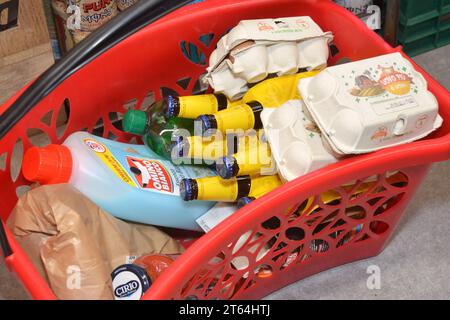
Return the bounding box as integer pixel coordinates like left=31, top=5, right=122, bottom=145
left=1, top=46, right=449, bottom=300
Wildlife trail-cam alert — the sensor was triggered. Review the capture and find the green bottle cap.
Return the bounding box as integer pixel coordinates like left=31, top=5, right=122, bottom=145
left=123, top=110, right=147, bottom=135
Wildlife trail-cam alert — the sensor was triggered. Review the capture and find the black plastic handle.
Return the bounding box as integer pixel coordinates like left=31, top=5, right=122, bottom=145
left=0, top=0, right=193, bottom=141
left=0, top=222, right=12, bottom=258
left=0, top=0, right=194, bottom=258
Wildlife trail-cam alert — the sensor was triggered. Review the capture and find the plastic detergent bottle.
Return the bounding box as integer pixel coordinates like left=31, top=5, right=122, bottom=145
left=180, top=174, right=282, bottom=202
left=21, top=132, right=215, bottom=231
left=164, top=93, right=243, bottom=119
left=122, top=100, right=194, bottom=159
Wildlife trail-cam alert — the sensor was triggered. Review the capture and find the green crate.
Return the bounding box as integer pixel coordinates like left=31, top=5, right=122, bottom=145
left=442, top=0, right=450, bottom=13
left=397, top=0, right=450, bottom=56
left=400, top=0, right=440, bottom=26
left=398, top=18, right=438, bottom=43
left=437, top=23, right=450, bottom=46
left=438, top=10, right=450, bottom=29
left=401, top=34, right=438, bottom=56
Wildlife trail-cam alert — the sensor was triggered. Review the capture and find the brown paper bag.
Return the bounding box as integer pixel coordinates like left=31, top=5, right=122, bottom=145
left=7, top=184, right=184, bottom=300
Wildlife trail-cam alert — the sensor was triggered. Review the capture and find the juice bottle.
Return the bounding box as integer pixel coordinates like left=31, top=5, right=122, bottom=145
left=164, top=93, right=242, bottom=119
left=197, top=71, right=320, bottom=135
left=237, top=193, right=266, bottom=208
left=180, top=174, right=282, bottom=202
left=215, top=140, right=274, bottom=179
left=172, top=133, right=250, bottom=162
left=172, top=135, right=229, bottom=162
left=198, top=101, right=264, bottom=134
left=22, top=132, right=215, bottom=231
left=241, top=70, right=319, bottom=107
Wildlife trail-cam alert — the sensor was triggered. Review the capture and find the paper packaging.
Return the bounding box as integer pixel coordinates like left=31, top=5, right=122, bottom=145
left=7, top=184, right=184, bottom=300
left=204, top=16, right=334, bottom=100
left=52, top=0, right=118, bottom=32
left=117, top=0, right=139, bottom=11
left=261, top=100, right=338, bottom=182
left=299, top=52, right=443, bottom=155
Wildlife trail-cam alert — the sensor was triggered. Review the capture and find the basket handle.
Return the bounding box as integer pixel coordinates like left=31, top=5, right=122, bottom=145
left=1, top=222, right=12, bottom=258
left=0, top=0, right=196, bottom=258
left=0, top=0, right=194, bottom=140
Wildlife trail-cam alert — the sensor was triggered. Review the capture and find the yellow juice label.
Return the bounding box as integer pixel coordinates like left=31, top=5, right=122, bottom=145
left=179, top=95, right=219, bottom=118
left=216, top=104, right=255, bottom=131
left=243, top=71, right=320, bottom=108
left=187, top=135, right=228, bottom=160
left=197, top=176, right=239, bottom=201
left=234, top=142, right=273, bottom=176
left=249, top=175, right=282, bottom=198
left=84, top=138, right=136, bottom=187
left=228, top=99, right=245, bottom=108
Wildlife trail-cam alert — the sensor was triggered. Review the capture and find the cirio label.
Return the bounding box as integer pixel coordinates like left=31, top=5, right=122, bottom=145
left=114, top=280, right=140, bottom=298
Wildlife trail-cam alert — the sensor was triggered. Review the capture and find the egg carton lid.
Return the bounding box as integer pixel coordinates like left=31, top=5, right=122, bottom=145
left=261, top=100, right=337, bottom=182
left=298, top=52, right=443, bottom=155
left=204, top=16, right=333, bottom=82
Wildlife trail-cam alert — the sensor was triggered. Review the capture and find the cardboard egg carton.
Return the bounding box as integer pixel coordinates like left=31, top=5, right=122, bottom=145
left=204, top=16, right=334, bottom=100
left=261, top=100, right=337, bottom=182
left=298, top=52, right=443, bottom=155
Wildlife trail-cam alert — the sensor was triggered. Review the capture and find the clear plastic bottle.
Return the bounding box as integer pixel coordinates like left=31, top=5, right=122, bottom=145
left=122, top=100, right=194, bottom=159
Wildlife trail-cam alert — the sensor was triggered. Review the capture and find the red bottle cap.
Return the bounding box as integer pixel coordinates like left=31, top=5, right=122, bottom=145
left=22, top=145, right=73, bottom=185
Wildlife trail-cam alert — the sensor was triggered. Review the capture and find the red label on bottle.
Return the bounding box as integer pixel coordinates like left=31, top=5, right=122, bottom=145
left=126, top=157, right=173, bottom=193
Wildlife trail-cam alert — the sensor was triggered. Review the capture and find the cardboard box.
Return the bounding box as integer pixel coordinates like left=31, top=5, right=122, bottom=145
left=0, top=0, right=54, bottom=104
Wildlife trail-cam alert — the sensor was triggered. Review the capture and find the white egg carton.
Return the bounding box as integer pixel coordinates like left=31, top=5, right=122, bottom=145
left=204, top=16, right=334, bottom=100
left=261, top=100, right=337, bottom=182
left=298, top=52, right=443, bottom=155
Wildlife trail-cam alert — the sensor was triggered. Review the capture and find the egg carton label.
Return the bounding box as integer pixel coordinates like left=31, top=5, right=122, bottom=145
left=371, top=95, right=419, bottom=116
left=342, top=62, right=421, bottom=116
left=299, top=52, right=443, bottom=154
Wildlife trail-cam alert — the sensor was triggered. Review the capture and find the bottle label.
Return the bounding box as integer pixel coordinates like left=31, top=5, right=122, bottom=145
left=125, top=156, right=174, bottom=193
left=197, top=176, right=239, bottom=201
left=179, top=95, right=219, bottom=118
left=84, top=138, right=137, bottom=187
left=84, top=137, right=211, bottom=195
left=111, top=264, right=150, bottom=300
left=216, top=104, right=255, bottom=131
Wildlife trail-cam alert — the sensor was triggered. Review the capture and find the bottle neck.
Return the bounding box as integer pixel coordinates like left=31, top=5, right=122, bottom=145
left=246, top=101, right=263, bottom=130
left=236, top=175, right=252, bottom=199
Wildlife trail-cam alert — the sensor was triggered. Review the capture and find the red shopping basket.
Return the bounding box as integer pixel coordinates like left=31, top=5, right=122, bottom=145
left=1, top=0, right=449, bottom=300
